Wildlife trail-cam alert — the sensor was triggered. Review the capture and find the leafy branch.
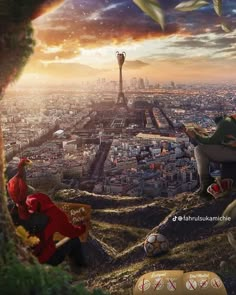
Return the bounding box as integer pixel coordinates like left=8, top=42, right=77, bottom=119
left=133, top=0, right=232, bottom=32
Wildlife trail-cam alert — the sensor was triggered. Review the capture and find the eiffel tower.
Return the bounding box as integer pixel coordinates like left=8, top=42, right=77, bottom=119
left=116, top=52, right=128, bottom=107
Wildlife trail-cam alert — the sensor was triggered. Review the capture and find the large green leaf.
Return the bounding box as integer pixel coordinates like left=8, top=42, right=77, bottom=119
left=227, top=232, right=236, bottom=251
left=216, top=199, right=236, bottom=227
left=133, top=0, right=165, bottom=30
left=213, top=0, right=222, bottom=16
left=221, top=22, right=232, bottom=33
left=175, top=0, right=209, bottom=12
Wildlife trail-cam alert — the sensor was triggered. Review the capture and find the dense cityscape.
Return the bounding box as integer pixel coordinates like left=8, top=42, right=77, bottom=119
left=2, top=80, right=236, bottom=198
left=1, top=1, right=236, bottom=294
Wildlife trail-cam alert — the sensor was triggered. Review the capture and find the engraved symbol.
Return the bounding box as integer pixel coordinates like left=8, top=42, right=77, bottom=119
left=211, top=278, right=222, bottom=289
left=138, top=278, right=151, bottom=292
left=167, top=279, right=177, bottom=291
left=186, top=279, right=197, bottom=291
left=199, top=279, right=209, bottom=289
left=153, top=277, right=164, bottom=291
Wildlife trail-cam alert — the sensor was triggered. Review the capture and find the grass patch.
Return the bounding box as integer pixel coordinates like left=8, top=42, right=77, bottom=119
left=89, top=228, right=236, bottom=294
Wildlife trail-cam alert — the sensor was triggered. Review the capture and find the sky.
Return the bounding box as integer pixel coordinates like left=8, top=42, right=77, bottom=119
left=16, top=0, right=236, bottom=87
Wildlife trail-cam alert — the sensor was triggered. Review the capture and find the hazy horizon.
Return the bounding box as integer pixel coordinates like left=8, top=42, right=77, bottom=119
left=14, top=0, right=236, bottom=88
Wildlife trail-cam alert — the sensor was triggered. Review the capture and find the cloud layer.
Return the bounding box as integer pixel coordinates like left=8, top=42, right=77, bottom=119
left=18, top=0, right=236, bottom=84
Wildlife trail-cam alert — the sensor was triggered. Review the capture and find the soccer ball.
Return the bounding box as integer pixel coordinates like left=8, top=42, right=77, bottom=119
left=144, top=233, right=169, bottom=257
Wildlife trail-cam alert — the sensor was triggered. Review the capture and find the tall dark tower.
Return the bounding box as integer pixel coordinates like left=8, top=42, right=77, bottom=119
left=116, top=51, right=128, bottom=107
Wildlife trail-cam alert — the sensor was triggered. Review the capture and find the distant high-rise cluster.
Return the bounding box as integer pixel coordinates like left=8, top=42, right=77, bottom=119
left=130, top=77, right=148, bottom=90
left=78, top=77, right=178, bottom=92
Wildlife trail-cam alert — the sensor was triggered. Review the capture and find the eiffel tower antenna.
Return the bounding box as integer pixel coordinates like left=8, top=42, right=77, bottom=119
left=116, top=51, right=128, bottom=107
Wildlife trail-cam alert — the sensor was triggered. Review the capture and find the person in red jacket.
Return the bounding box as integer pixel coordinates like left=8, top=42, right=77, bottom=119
left=7, top=158, right=33, bottom=220
left=25, top=193, right=86, bottom=267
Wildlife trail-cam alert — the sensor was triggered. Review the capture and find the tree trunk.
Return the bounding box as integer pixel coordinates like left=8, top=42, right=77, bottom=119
left=0, top=114, right=35, bottom=263
left=0, top=115, right=16, bottom=256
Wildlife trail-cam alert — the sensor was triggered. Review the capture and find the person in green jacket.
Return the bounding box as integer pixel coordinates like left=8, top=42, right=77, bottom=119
left=187, top=115, right=236, bottom=198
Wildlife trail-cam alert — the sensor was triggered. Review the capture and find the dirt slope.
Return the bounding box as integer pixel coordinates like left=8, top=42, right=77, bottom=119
left=54, top=190, right=236, bottom=295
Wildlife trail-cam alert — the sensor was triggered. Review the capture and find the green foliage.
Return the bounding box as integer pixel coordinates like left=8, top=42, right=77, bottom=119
left=175, top=0, right=209, bottom=12
left=0, top=248, right=108, bottom=295
left=0, top=22, right=35, bottom=98
left=133, top=0, right=165, bottom=30
left=0, top=0, right=46, bottom=22
left=133, top=0, right=233, bottom=33
left=0, top=0, right=45, bottom=97
left=10, top=0, right=45, bottom=22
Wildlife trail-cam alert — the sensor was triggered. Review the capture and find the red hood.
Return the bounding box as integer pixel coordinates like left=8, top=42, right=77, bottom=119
left=26, top=193, right=55, bottom=213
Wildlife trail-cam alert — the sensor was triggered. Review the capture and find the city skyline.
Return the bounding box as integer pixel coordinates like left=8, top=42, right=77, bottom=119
left=14, top=0, right=236, bottom=87
left=3, top=83, right=236, bottom=196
